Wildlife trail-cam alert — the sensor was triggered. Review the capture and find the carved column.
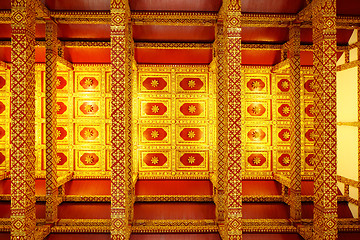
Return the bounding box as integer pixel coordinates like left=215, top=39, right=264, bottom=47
left=215, top=15, right=228, bottom=238
left=312, top=0, right=338, bottom=239
left=110, top=0, right=131, bottom=239
left=226, top=1, right=243, bottom=239
left=10, top=0, right=37, bottom=239
left=289, top=24, right=302, bottom=221
left=45, top=19, right=58, bottom=223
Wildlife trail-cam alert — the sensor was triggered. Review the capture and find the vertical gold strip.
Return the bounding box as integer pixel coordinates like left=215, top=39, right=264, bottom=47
left=10, top=0, right=37, bottom=239
left=312, top=0, right=338, bottom=239
left=45, top=19, right=58, bottom=223
left=289, top=24, right=302, bottom=221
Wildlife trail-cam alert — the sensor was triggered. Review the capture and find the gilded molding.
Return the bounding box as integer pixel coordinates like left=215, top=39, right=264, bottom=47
left=131, top=225, right=218, bottom=233
left=57, top=219, right=111, bottom=226
left=135, top=42, right=212, bottom=49
left=51, top=226, right=110, bottom=233
left=133, top=219, right=216, bottom=227
left=56, top=172, right=74, bottom=188
left=136, top=195, right=213, bottom=202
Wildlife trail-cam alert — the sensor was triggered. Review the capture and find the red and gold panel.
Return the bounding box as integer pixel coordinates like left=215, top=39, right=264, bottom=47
left=244, top=99, right=271, bottom=120
left=303, top=75, right=315, bottom=95
left=75, top=124, right=102, bottom=144
left=0, top=149, right=7, bottom=170
left=140, top=99, right=171, bottom=119
left=304, top=127, right=315, bottom=144
left=245, top=125, right=271, bottom=145
left=304, top=101, right=315, bottom=119
left=75, top=72, right=102, bottom=92
left=140, top=125, right=170, bottom=145
left=276, top=151, right=291, bottom=171
left=304, top=151, right=315, bottom=170
left=245, top=150, right=271, bottom=171
left=139, top=150, right=171, bottom=171
left=176, top=99, right=207, bottom=119
left=75, top=150, right=103, bottom=171
left=56, top=150, right=70, bottom=171
left=0, top=99, right=6, bottom=117
left=244, top=73, right=270, bottom=94
left=75, top=98, right=101, bottom=118
left=139, top=73, right=170, bottom=93
left=105, top=71, right=111, bottom=93
left=0, top=124, right=6, bottom=144
left=176, top=126, right=207, bottom=145
left=276, top=100, right=291, bottom=118
left=41, top=71, right=69, bottom=93
left=176, top=73, right=208, bottom=93
left=276, top=126, right=291, bottom=145
left=176, top=151, right=208, bottom=171
left=275, top=74, right=291, bottom=94
left=0, top=74, right=6, bottom=91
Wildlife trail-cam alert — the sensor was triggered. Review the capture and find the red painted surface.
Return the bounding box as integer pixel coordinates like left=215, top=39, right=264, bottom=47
left=301, top=181, right=314, bottom=195
left=58, top=203, right=110, bottom=219
left=243, top=203, right=290, bottom=219
left=45, top=0, right=110, bottom=11
left=243, top=27, right=288, bottom=43
left=133, top=25, right=215, bottom=43
left=135, top=180, right=213, bottom=195
left=0, top=179, right=10, bottom=194
left=242, top=50, right=281, bottom=66
left=64, top=48, right=111, bottom=64
left=302, top=202, right=353, bottom=219
left=243, top=180, right=282, bottom=195
left=243, top=233, right=304, bottom=240
left=36, top=47, right=46, bottom=63
left=58, top=24, right=110, bottom=41
left=135, top=48, right=212, bottom=65
left=36, top=202, right=46, bottom=219
left=300, top=51, right=313, bottom=66
left=65, top=179, right=111, bottom=195
left=134, top=202, right=215, bottom=220
left=47, top=233, right=110, bottom=240
left=0, top=47, right=11, bottom=62
left=242, top=0, right=306, bottom=13
left=0, top=202, right=10, bottom=218
left=35, top=179, right=46, bottom=195
left=337, top=0, right=360, bottom=15
left=0, top=24, right=11, bottom=39
left=129, top=0, right=221, bottom=12
left=339, top=232, right=360, bottom=240
left=0, top=0, right=10, bottom=9
left=130, top=233, right=221, bottom=240
left=301, top=28, right=353, bottom=46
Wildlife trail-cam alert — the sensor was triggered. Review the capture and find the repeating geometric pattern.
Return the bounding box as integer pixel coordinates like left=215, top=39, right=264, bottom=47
left=110, top=1, right=130, bottom=239
left=312, top=0, right=338, bottom=239
left=289, top=24, right=302, bottom=221
left=10, top=0, right=37, bottom=239
left=45, top=20, right=58, bottom=223
left=225, top=0, right=243, bottom=239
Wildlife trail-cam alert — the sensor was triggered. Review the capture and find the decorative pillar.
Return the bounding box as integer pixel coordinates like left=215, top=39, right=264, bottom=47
left=10, top=0, right=37, bottom=239
left=289, top=24, right=302, bottom=221
left=312, top=0, right=338, bottom=239
left=358, top=30, right=360, bottom=219
left=110, top=0, right=131, bottom=239
left=215, top=12, right=228, bottom=237
left=45, top=19, right=58, bottom=223
left=226, top=0, right=243, bottom=239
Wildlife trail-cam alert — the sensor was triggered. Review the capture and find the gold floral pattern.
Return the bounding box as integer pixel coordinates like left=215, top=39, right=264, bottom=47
left=187, top=131, right=196, bottom=138
left=151, top=156, right=159, bottom=164
left=253, top=157, right=262, bottom=165
left=84, top=104, right=94, bottom=113
left=151, top=105, right=160, bottom=113
left=188, top=80, right=196, bottom=88
left=188, top=105, right=197, bottom=113
left=187, top=156, right=196, bottom=164
left=151, top=79, right=159, bottom=87
left=151, top=130, right=159, bottom=138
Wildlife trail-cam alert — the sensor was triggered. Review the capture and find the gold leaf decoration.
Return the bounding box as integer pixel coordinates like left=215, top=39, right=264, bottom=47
left=85, top=155, right=94, bottom=164
left=84, top=104, right=94, bottom=113
left=151, top=130, right=159, bottom=138
left=188, top=105, right=197, bottom=113
left=252, top=106, right=261, bottom=115
left=151, top=105, right=160, bottom=113
left=84, top=78, right=93, bottom=87
left=55, top=104, right=61, bottom=112
left=251, top=131, right=260, bottom=139
left=281, top=80, right=289, bottom=89
left=84, top=129, right=94, bottom=138
left=188, top=156, right=196, bottom=164
left=282, top=106, right=290, bottom=115
left=251, top=80, right=260, bottom=88
left=187, top=131, right=196, bottom=138
left=282, top=156, right=290, bottom=165
left=151, top=79, right=159, bottom=87
left=151, top=156, right=159, bottom=164
left=188, top=80, right=196, bottom=88
left=56, top=155, right=62, bottom=164
left=282, top=131, right=290, bottom=140
left=253, top=157, right=262, bottom=165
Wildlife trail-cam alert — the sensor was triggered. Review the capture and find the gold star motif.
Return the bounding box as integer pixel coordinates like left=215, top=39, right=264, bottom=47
left=56, top=78, right=61, bottom=87
left=188, top=105, right=197, bottom=113
left=151, top=79, right=159, bottom=87
left=310, top=131, right=315, bottom=140
left=55, top=104, right=61, bottom=112
left=151, top=156, right=159, bottom=164
left=56, top=130, right=61, bottom=139
left=282, top=106, right=290, bottom=115
left=84, top=104, right=94, bottom=113
left=251, top=80, right=260, bottom=89
left=252, top=106, right=261, bottom=115
left=251, top=131, right=260, bottom=139
left=85, top=155, right=94, bottom=164
left=151, top=130, right=159, bottom=138
left=282, top=131, right=290, bottom=140
left=282, top=156, right=290, bottom=165
left=84, top=78, right=93, bottom=87
left=281, top=80, right=289, bottom=89
left=253, top=157, right=262, bottom=165
left=84, top=129, right=94, bottom=138
left=308, top=157, right=314, bottom=165
left=187, top=131, right=196, bottom=138
left=56, top=155, right=62, bottom=164
left=188, top=156, right=196, bottom=164
left=151, top=105, right=160, bottom=113
left=309, top=81, right=315, bottom=91
left=188, top=80, right=196, bottom=88
left=309, top=106, right=315, bottom=115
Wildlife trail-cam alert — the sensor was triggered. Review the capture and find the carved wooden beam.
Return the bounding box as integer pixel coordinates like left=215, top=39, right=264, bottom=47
left=57, top=56, right=73, bottom=70
left=56, top=172, right=74, bottom=188
left=272, top=59, right=290, bottom=72
left=34, top=0, right=51, bottom=19
left=296, top=1, right=313, bottom=22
